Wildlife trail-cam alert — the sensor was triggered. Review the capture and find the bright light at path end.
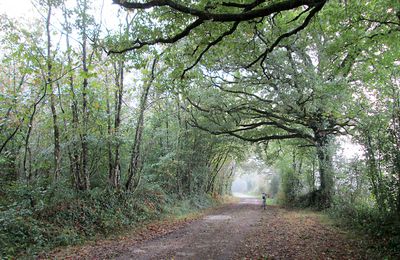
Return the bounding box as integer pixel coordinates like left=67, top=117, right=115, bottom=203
left=338, top=136, right=364, bottom=160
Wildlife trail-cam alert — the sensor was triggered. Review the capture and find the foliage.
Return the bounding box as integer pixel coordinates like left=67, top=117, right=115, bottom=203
left=328, top=197, right=400, bottom=257
left=0, top=177, right=219, bottom=257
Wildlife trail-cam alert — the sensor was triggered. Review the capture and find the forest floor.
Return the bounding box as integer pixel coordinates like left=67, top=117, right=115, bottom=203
left=42, top=197, right=372, bottom=259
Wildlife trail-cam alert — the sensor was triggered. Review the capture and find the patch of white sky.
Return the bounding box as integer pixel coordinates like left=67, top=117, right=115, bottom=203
left=0, top=1, right=34, bottom=19
left=0, top=0, right=125, bottom=39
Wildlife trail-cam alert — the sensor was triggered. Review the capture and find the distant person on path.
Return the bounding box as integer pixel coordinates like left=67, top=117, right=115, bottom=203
left=262, top=192, right=267, bottom=210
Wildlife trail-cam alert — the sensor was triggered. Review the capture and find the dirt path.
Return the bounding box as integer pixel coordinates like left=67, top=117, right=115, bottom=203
left=117, top=198, right=261, bottom=260
left=45, top=198, right=368, bottom=259
left=115, top=197, right=366, bottom=260
left=236, top=204, right=367, bottom=259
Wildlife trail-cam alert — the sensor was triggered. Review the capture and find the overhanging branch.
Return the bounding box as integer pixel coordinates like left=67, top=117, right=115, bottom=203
left=108, top=18, right=204, bottom=54
left=110, top=0, right=327, bottom=68
left=247, top=2, right=325, bottom=68
left=114, top=0, right=326, bottom=22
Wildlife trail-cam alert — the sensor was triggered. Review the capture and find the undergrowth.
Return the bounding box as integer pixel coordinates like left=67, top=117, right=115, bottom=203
left=276, top=191, right=400, bottom=258
left=0, top=179, right=218, bottom=258
left=327, top=198, right=400, bottom=258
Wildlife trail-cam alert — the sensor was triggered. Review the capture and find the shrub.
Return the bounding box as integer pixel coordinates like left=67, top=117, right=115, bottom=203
left=328, top=197, right=400, bottom=257
left=0, top=176, right=219, bottom=258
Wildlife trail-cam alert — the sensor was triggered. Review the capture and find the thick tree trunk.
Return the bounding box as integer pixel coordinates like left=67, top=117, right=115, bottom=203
left=314, top=134, right=334, bottom=208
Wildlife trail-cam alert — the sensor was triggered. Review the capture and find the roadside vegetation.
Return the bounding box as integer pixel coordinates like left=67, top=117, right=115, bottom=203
left=1, top=179, right=226, bottom=257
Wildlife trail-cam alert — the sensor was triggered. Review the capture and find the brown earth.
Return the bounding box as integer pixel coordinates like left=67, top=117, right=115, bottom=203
left=43, top=197, right=369, bottom=259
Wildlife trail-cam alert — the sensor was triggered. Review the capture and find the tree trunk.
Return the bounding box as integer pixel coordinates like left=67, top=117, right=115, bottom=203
left=106, top=76, right=114, bottom=187
left=46, top=2, right=61, bottom=181
left=23, top=93, right=44, bottom=181
left=80, top=0, right=90, bottom=190
left=62, top=5, right=82, bottom=189
left=364, top=134, right=386, bottom=211
left=110, top=59, right=124, bottom=189
left=314, top=134, right=334, bottom=208
left=208, top=152, right=228, bottom=194
left=390, top=88, right=400, bottom=215
left=125, top=58, right=157, bottom=191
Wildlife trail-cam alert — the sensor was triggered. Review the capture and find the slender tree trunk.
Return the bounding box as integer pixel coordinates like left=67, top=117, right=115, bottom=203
left=208, top=152, right=228, bottom=194
left=125, top=58, right=157, bottom=191
left=57, top=82, right=75, bottom=185
left=110, top=59, right=124, bottom=189
left=365, top=134, right=385, bottom=210
left=62, top=5, right=81, bottom=189
left=175, top=98, right=183, bottom=196
left=311, top=156, right=316, bottom=191
left=391, top=88, right=400, bottom=215
left=46, top=2, right=61, bottom=181
left=185, top=121, right=194, bottom=194
left=396, top=154, right=400, bottom=214
left=125, top=87, right=150, bottom=191
left=225, top=162, right=236, bottom=195
left=106, top=77, right=114, bottom=187
left=80, top=0, right=90, bottom=190
left=23, top=92, right=45, bottom=181
left=0, top=125, right=20, bottom=155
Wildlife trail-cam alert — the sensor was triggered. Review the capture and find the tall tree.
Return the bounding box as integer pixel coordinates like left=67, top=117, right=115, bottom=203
left=44, top=0, right=62, bottom=181
left=110, top=57, right=124, bottom=189
left=125, top=58, right=157, bottom=191
left=62, top=3, right=81, bottom=187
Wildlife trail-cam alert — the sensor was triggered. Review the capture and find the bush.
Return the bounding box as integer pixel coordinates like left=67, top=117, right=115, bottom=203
left=328, top=197, right=400, bottom=257
left=0, top=178, right=219, bottom=258
left=167, top=193, right=215, bottom=216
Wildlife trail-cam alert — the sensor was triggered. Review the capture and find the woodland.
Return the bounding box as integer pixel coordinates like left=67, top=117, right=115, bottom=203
left=0, top=0, right=399, bottom=258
